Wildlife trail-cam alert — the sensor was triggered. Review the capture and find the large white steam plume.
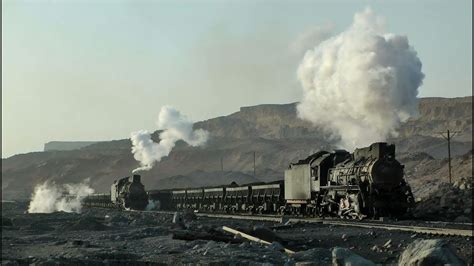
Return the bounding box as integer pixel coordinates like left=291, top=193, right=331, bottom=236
left=131, top=106, right=209, bottom=172
left=28, top=180, right=94, bottom=213
left=297, top=8, right=424, bottom=150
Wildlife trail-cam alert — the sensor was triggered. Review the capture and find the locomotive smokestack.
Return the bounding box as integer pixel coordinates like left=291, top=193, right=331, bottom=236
left=296, top=7, right=424, bottom=150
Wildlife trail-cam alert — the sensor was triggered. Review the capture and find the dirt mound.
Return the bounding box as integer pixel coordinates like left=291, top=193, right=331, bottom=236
left=413, top=181, right=472, bottom=222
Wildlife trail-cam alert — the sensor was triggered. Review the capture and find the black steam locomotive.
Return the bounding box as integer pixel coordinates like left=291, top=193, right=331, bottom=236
left=84, top=142, right=415, bottom=218
left=84, top=175, right=149, bottom=210
left=284, top=142, right=414, bottom=218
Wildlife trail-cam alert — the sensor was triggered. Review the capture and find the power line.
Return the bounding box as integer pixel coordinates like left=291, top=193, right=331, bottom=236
left=437, top=129, right=461, bottom=184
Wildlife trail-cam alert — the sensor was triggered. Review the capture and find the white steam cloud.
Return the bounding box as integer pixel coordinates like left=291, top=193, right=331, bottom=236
left=290, top=23, right=334, bottom=56
left=131, top=106, right=209, bottom=172
left=28, top=180, right=94, bottom=213
left=297, top=8, right=424, bottom=150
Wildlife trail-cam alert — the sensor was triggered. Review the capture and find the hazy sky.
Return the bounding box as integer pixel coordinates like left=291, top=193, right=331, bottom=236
left=2, top=0, right=472, bottom=158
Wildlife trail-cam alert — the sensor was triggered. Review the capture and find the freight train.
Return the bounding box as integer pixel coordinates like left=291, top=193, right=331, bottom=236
left=84, top=142, right=415, bottom=218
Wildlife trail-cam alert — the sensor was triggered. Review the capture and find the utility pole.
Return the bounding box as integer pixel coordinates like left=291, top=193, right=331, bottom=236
left=220, top=157, right=224, bottom=172
left=438, top=129, right=460, bottom=184
left=253, top=151, right=256, bottom=179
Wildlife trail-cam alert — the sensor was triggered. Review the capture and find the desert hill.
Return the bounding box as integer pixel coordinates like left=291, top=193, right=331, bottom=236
left=2, top=96, right=472, bottom=200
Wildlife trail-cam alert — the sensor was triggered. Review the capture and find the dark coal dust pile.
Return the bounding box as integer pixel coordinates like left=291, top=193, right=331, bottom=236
left=2, top=201, right=471, bottom=265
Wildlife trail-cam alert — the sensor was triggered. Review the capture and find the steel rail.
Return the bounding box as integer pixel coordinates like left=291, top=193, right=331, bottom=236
left=190, top=212, right=473, bottom=237
left=88, top=207, right=473, bottom=237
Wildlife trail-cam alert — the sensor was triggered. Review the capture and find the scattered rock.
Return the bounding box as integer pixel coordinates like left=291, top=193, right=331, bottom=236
left=54, top=240, right=68, bottom=245
left=2, top=217, right=13, bottom=226
left=383, top=239, right=392, bottom=249
left=332, top=247, right=376, bottom=266
left=267, top=242, right=284, bottom=252
left=454, top=215, right=470, bottom=223
left=414, top=182, right=472, bottom=222
left=295, top=261, right=317, bottom=266
left=398, top=239, right=465, bottom=266
left=66, top=217, right=108, bottom=231
left=238, top=242, right=250, bottom=249
left=371, top=245, right=382, bottom=253
left=281, top=216, right=290, bottom=225
left=71, top=240, right=90, bottom=247
left=293, top=248, right=331, bottom=263
left=106, top=214, right=129, bottom=226
left=250, top=225, right=283, bottom=243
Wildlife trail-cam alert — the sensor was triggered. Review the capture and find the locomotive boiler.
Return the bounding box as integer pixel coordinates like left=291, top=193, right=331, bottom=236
left=284, top=142, right=414, bottom=218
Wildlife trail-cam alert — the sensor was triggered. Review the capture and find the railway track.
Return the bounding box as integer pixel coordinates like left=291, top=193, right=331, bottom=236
left=92, top=207, right=473, bottom=237
left=178, top=212, right=473, bottom=237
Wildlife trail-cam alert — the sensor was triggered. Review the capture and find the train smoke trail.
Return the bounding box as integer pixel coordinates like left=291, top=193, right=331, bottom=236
left=28, top=180, right=94, bottom=213
left=131, top=106, right=209, bottom=173
left=297, top=8, right=424, bottom=149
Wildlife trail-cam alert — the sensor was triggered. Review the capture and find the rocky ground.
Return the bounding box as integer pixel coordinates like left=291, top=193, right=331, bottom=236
left=414, top=180, right=473, bottom=222
left=2, top=202, right=472, bottom=265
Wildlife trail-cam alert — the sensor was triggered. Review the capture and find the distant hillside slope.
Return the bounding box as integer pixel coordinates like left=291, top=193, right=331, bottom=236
left=2, top=97, right=472, bottom=200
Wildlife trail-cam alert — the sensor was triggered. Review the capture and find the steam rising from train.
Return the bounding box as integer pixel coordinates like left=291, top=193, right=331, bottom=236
left=28, top=180, right=94, bottom=213
left=297, top=8, right=424, bottom=150
left=131, top=106, right=209, bottom=172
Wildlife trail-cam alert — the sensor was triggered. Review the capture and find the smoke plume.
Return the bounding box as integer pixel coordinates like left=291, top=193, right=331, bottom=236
left=297, top=8, right=424, bottom=150
left=28, top=180, right=94, bottom=213
left=131, top=106, right=209, bottom=172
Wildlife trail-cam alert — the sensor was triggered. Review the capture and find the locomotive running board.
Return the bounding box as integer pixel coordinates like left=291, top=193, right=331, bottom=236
left=319, top=185, right=360, bottom=190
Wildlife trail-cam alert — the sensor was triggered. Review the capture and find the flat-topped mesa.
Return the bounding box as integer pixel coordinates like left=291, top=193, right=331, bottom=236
left=44, top=141, right=100, bottom=151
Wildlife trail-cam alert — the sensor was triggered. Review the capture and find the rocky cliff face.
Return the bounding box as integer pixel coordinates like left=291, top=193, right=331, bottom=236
left=399, top=97, right=472, bottom=141
left=195, top=104, right=324, bottom=139
left=2, top=97, right=472, bottom=199
left=196, top=97, right=472, bottom=141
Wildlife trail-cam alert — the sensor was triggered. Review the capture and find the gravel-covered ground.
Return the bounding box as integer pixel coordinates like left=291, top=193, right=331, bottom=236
left=1, top=201, right=472, bottom=265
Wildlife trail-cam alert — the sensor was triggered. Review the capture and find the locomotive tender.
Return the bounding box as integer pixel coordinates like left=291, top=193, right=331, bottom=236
left=84, top=142, right=415, bottom=218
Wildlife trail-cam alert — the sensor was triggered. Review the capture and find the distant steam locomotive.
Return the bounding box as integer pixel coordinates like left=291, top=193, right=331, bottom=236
left=84, top=142, right=415, bottom=218
left=84, top=175, right=148, bottom=210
